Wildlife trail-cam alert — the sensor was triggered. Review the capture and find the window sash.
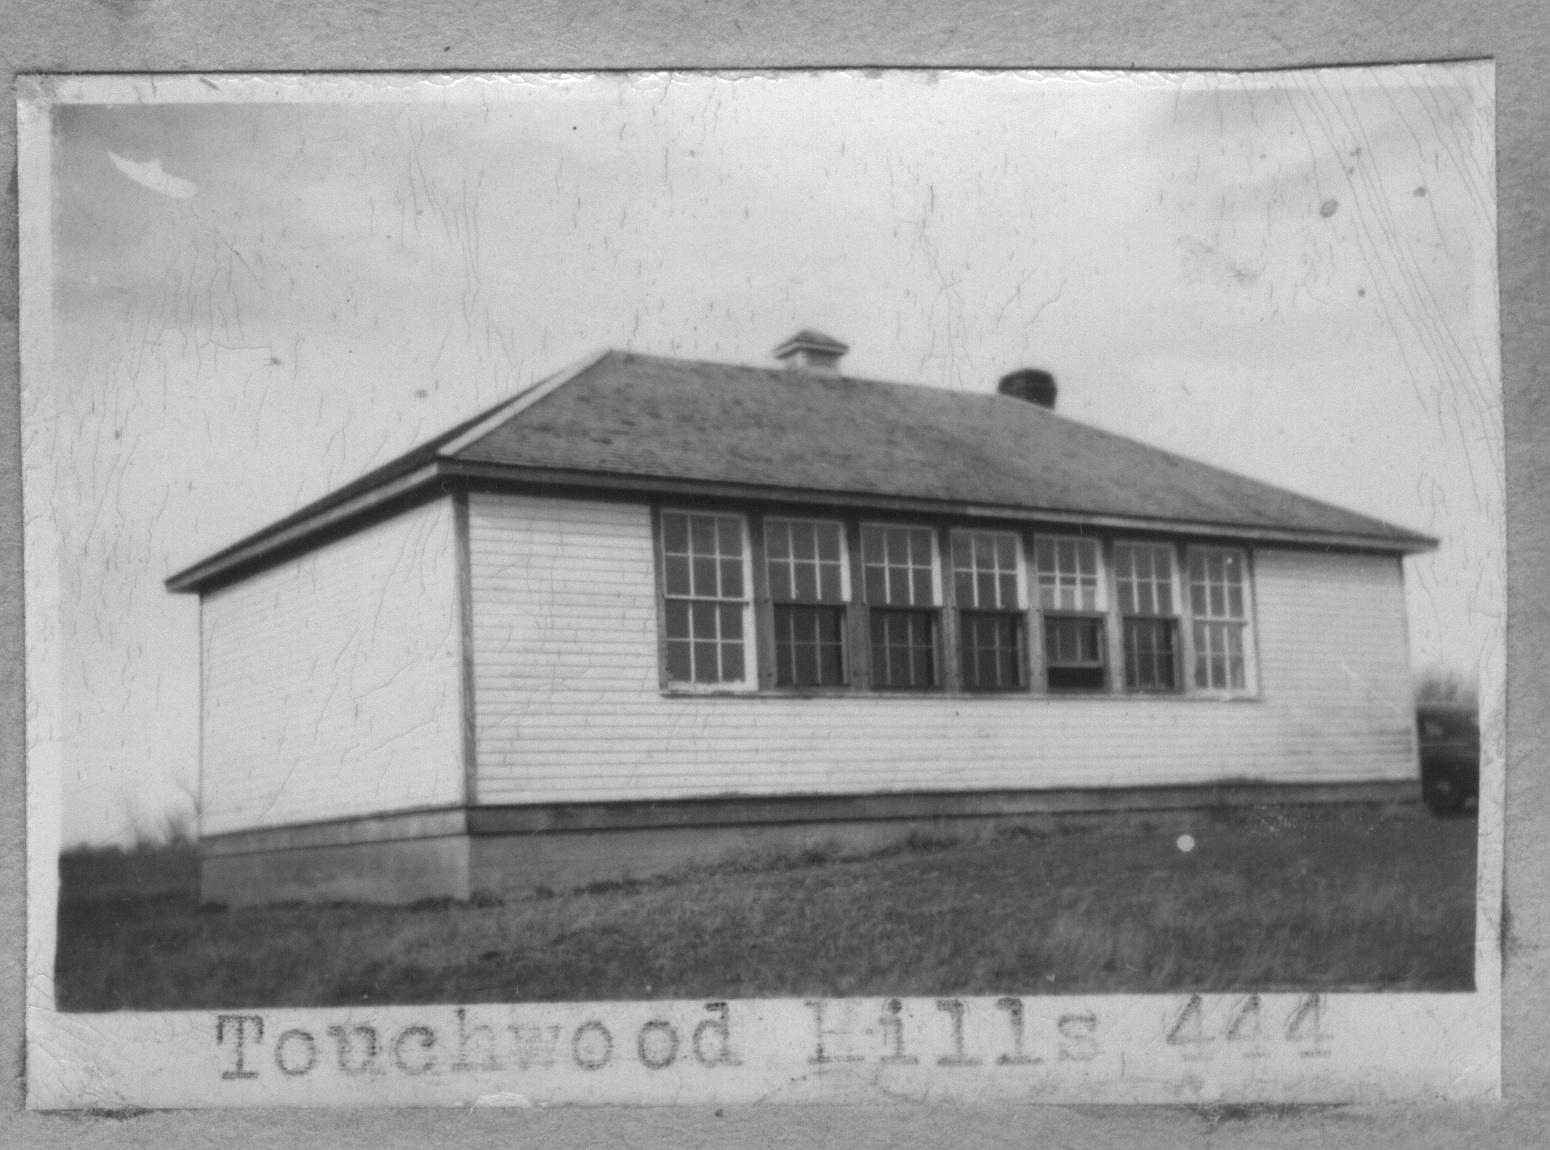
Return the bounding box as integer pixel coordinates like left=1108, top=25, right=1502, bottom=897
left=1187, top=546, right=1248, bottom=621
left=869, top=608, right=938, bottom=689
left=1034, top=535, right=1103, bottom=612
left=861, top=524, right=939, bottom=607
left=664, top=599, right=748, bottom=685
left=773, top=604, right=847, bottom=687
left=1114, top=541, right=1176, bottom=617
left=1124, top=617, right=1179, bottom=692
left=951, top=530, right=1024, bottom=610
left=765, top=517, right=849, bottom=604
left=1192, top=619, right=1247, bottom=690
left=959, top=610, right=1025, bottom=691
left=662, top=511, right=748, bottom=602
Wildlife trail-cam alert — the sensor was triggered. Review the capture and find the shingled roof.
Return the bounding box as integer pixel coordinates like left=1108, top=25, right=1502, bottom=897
left=167, top=348, right=1435, bottom=592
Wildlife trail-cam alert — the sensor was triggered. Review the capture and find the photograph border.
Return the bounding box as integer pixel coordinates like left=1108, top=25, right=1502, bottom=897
left=3, top=0, right=1548, bottom=1145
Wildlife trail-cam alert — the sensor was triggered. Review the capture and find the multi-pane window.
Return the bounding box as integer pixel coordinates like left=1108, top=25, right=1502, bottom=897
left=765, top=518, right=848, bottom=687
left=1189, top=547, right=1251, bottom=691
left=1115, top=541, right=1180, bottom=692
left=654, top=508, right=1259, bottom=700
left=952, top=531, right=1025, bottom=690
left=862, top=524, right=939, bottom=688
left=660, top=511, right=750, bottom=686
left=1035, top=536, right=1106, bottom=691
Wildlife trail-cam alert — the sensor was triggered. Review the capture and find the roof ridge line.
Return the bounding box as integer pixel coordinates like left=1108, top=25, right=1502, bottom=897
left=437, top=347, right=615, bottom=459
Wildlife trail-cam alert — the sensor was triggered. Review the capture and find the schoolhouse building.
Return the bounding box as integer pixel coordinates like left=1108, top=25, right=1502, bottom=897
left=166, top=331, right=1435, bottom=905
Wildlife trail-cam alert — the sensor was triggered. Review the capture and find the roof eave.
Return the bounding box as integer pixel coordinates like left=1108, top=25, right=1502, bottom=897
left=164, top=460, right=447, bottom=594
left=443, top=461, right=1438, bottom=555
left=165, top=458, right=1435, bottom=596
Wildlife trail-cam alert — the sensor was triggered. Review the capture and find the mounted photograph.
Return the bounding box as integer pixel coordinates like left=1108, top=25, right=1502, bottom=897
left=21, top=64, right=1501, bottom=1105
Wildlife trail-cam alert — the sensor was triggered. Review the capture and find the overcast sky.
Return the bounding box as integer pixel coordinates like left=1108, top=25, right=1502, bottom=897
left=40, top=67, right=1499, bottom=847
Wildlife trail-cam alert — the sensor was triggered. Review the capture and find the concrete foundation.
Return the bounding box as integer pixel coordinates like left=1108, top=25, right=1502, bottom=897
left=198, top=781, right=1423, bottom=907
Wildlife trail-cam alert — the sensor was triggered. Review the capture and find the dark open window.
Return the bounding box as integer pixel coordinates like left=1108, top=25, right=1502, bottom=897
left=765, top=517, right=848, bottom=687
left=1044, top=615, right=1106, bottom=691
left=1035, top=536, right=1106, bottom=691
left=862, top=524, right=939, bottom=689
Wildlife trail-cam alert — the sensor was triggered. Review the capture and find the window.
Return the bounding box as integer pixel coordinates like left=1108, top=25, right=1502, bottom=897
left=1188, top=547, right=1251, bottom=691
left=660, top=511, right=751, bottom=686
left=952, top=530, right=1025, bottom=690
left=765, top=518, right=848, bottom=687
left=862, top=524, right=939, bottom=688
left=1115, top=541, right=1180, bottom=692
left=1035, top=536, right=1106, bottom=691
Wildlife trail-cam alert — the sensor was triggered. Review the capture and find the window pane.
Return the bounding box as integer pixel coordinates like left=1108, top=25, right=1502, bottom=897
left=665, top=599, right=690, bottom=640
left=865, top=567, right=888, bottom=603
left=717, top=516, right=741, bottom=555
left=666, top=640, right=692, bottom=682
left=774, top=637, right=793, bottom=685
left=662, top=512, right=689, bottom=554
left=792, top=523, right=816, bottom=561
left=721, top=642, right=745, bottom=683
left=886, top=528, right=908, bottom=564
left=862, top=524, right=884, bottom=560
left=692, top=556, right=718, bottom=597
left=817, top=523, right=841, bottom=562
left=792, top=563, right=817, bottom=602
left=719, top=603, right=744, bottom=641
left=820, top=564, right=842, bottom=602
left=765, top=521, right=790, bottom=559
left=665, top=555, right=690, bottom=597
left=721, top=558, right=743, bottom=599
left=693, top=641, right=719, bottom=682
left=911, top=568, right=932, bottom=605
left=952, top=535, right=971, bottom=567
left=690, top=515, right=716, bottom=554
left=955, top=571, right=974, bottom=604
left=769, top=563, right=792, bottom=601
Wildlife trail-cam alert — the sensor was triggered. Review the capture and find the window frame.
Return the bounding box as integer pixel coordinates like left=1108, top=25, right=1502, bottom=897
left=762, top=515, right=853, bottom=690
left=654, top=507, right=759, bottom=693
left=949, top=528, right=1030, bottom=692
left=1032, top=533, right=1110, bottom=694
left=1183, top=543, right=1260, bottom=697
left=1112, top=538, right=1185, bottom=695
left=648, top=502, right=1263, bottom=703
left=859, top=520, right=944, bottom=691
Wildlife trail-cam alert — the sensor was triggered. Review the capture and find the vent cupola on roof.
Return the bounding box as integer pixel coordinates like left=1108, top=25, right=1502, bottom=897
left=997, top=368, right=1058, bottom=410
left=773, top=329, right=849, bottom=374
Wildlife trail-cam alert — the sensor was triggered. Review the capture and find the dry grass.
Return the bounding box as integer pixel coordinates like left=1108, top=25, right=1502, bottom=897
left=55, top=807, right=1477, bottom=1011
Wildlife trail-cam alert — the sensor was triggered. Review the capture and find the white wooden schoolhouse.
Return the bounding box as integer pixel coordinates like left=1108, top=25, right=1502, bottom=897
left=167, top=331, right=1435, bottom=905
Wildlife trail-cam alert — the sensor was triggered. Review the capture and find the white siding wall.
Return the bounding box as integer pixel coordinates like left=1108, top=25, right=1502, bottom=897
left=468, top=493, right=1417, bottom=805
left=201, top=498, right=464, bottom=835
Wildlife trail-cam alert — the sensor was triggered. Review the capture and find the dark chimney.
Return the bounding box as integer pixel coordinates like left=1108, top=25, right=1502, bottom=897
left=997, top=368, right=1057, bottom=410
left=773, top=329, right=849, bottom=375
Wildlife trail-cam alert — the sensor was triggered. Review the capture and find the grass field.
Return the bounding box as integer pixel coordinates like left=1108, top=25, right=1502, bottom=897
left=54, top=806, right=1477, bottom=1011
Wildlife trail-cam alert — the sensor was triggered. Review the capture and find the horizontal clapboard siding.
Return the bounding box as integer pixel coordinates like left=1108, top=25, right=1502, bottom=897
left=201, top=498, right=464, bottom=835
left=468, top=494, right=1417, bottom=805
